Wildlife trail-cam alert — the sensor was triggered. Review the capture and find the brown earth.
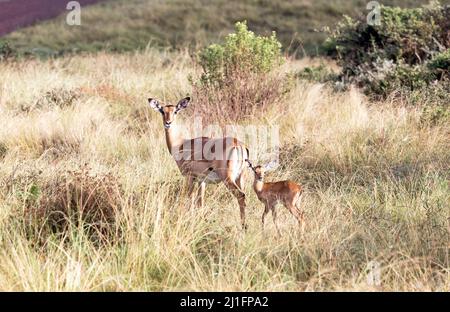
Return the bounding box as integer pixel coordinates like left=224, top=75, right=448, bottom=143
left=0, top=0, right=105, bottom=36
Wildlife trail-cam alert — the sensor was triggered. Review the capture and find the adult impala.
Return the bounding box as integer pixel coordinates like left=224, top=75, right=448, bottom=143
left=149, top=96, right=250, bottom=229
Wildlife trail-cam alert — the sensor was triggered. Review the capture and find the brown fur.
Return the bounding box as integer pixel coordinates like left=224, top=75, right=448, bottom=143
left=251, top=165, right=304, bottom=234
left=149, top=97, right=249, bottom=229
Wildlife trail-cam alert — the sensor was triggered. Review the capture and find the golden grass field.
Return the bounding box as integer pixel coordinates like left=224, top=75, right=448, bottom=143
left=0, top=49, right=448, bottom=291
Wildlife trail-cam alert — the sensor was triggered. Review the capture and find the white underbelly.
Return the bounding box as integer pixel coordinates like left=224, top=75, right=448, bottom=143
left=204, top=170, right=221, bottom=183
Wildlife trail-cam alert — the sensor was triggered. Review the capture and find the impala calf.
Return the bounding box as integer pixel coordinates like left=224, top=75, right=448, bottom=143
left=149, top=96, right=250, bottom=229
left=247, top=160, right=304, bottom=234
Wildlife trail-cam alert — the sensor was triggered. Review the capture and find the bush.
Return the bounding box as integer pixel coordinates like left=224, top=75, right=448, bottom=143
left=193, top=21, right=289, bottom=123
left=296, top=64, right=338, bottom=83
left=0, top=41, right=14, bottom=61
left=37, top=88, right=80, bottom=109
left=421, top=102, right=450, bottom=126
left=427, top=49, right=450, bottom=79
left=19, top=88, right=81, bottom=113
left=322, top=2, right=449, bottom=101
left=20, top=164, right=123, bottom=241
left=199, top=21, right=283, bottom=86
left=416, top=79, right=450, bottom=126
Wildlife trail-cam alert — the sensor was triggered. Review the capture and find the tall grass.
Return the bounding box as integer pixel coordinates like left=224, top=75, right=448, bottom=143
left=0, top=49, right=448, bottom=291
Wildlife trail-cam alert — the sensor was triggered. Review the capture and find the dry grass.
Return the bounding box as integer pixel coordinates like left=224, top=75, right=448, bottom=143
left=0, top=49, right=448, bottom=291
left=192, top=69, right=290, bottom=124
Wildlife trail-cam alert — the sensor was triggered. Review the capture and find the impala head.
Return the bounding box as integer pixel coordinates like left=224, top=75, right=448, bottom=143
left=246, top=159, right=278, bottom=182
left=246, top=160, right=264, bottom=181
left=253, top=165, right=265, bottom=181
left=148, top=97, right=191, bottom=129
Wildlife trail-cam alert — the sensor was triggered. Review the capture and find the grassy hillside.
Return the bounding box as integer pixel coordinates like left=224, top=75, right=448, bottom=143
left=2, top=0, right=438, bottom=57
left=0, top=50, right=448, bottom=290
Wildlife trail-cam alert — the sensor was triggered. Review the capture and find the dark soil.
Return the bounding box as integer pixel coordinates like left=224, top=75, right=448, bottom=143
left=0, top=0, right=104, bottom=36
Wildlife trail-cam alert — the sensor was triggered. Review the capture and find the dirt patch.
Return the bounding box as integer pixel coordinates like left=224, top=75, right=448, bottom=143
left=0, top=0, right=105, bottom=36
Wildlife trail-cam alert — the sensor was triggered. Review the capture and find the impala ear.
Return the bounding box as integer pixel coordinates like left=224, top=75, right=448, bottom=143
left=148, top=98, right=163, bottom=114
left=263, top=160, right=279, bottom=172
left=246, top=159, right=256, bottom=172
left=175, top=97, right=190, bottom=112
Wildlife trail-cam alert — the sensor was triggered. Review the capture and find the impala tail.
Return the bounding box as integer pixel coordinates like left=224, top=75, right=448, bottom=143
left=226, top=144, right=249, bottom=189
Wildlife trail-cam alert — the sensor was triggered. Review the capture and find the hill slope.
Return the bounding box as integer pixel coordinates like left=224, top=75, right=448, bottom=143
left=2, top=0, right=439, bottom=57
left=0, top=0, right=104, bottom=36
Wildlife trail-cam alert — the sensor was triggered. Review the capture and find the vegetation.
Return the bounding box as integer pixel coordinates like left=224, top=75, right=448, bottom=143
left=295, top=64, right=338, bottom=83
left=0, top=46, right=448, bottom=290
left=193, top=21, right=288, bottom=122
left=0, top=0, right=448, bottom=291
left=0, top=41, right=13, bottom=61
left=198, top=21, right=282, bottom=86
left=321, top=2, right=449, bottom=97
left=3, top=0, right=437, bottom=57
left=299, top=2, right=449, bottom=125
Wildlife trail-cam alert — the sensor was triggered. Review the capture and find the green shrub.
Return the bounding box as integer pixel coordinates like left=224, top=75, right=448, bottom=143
left=363, top=61, right=425, bottom=96
left=427, top=49, right=450, bottom=79
left=322, top=2, right=449, bottom=101
left=421, top=103, right=450, bottom=126
left=193, top=21, right=289, bottom=123
left=416, top=79, right=450, bottom=126
left=324, top=3, right=448, bottom=69
left=198, top=21, right=283, bottom=86
left=0, top=142, right=7, bottom=159
left=0, top=41, right=14, bottom=61
left=296, top=64, right=338, bottom=83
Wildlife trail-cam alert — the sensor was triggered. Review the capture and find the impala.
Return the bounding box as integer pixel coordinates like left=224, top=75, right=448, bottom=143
left=149, top=96, right=250, bottom=229
left=247, top=160, right=304, bottom=234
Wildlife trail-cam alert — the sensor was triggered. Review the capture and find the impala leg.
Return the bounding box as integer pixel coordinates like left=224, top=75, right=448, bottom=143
left=271, top=206, right=281, bottom=237
left=294, top=193, right=303, bottom=211
left=286, top=202, right=304, bottom=233
left=286, top=201, right=303, bottom=225
left=299, top=211, right=305, bottom=235
left=224, top=181, right=247, bottom=231
left=238, top=194, right=247, bottom=231
left=235, top=173, right=248, bottom=230
left=261, top=203, right=270, bottom=233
